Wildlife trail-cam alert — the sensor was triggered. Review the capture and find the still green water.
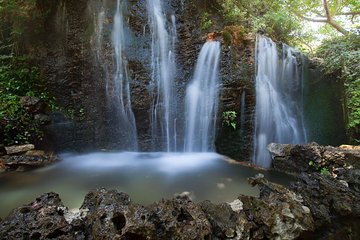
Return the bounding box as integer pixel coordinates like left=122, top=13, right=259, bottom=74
left=0, top=152, right=293, bottom=218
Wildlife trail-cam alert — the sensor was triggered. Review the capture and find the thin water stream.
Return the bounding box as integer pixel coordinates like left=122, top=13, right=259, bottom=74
left=147, top=0, right=177, bottom=151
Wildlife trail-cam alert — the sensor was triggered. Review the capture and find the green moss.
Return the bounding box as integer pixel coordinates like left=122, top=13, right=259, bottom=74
left=200, top=12, right=213, bottom=30
left=222, top=31, right=232, bottom=45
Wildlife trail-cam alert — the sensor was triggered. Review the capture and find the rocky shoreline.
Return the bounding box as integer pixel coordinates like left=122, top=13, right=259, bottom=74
left=0, top=143, right=359, bottom=239
left=0, top=144, right=59, bottom=173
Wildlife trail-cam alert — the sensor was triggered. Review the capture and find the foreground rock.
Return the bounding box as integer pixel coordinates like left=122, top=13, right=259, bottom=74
left=0, top=192, right=84, bottom=239
left=0, top=175, right=317, bottom=240
left=201, top=174, right=314, bottom=240
left=291, top=172, right=360, bottom=228
left=0, top=150, right=59, bottom=173
left=4, top=144, right=35, bottom=155
left=268, top=142, right=360, bottom=175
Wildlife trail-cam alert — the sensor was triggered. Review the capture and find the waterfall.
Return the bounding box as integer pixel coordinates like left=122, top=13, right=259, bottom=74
left=184, top=41, right=221, bottom=152
left=146, top=0, right=177, bottom=152
left=253, top=35, right=307, bottom=168
left=90, top=0, right=138, bottom=150
left=110, top=0, right=138, bottom=150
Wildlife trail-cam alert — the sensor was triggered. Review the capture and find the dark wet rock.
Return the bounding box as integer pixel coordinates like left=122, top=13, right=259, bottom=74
left=215, top=33, right=256, bottom=161
left=270, top=142, right=360, bottom=175
left=0, top=144, right=5, bottom=156
left=34, top=113, right=52, bottom=125
left=0, top=151, right=60, bottom=172
left=13, top=0, right=258, bottom=154
left=197, top=174, right=315, bottom=240
left=5, top=176, right=358, bottom=240
left=239, top=174, right=314, bottom=239
left=148, top=196, right=212, bottom=239
left=0, top=159, right=5, bottom=173
left=81, top=188, right=212, bottom=239
left=307, top=217, right=360, bottom=240
left=200, top=200, right=252, bottom=239
left=81, top=188, right=156, bottom=239
left=336, top=168, right=360, bottom=193
left=20, top=96, right=47, bottom=114
left=290, top=172, right=360, bottom=228
left=0, top=192, right=84, bottom=240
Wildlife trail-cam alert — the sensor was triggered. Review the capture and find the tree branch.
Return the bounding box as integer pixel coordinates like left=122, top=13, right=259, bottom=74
left=323, top=0, right=349, bottom=35
left=293, top=11, right=328, bottom=22
left=339, top=11, right=360, bottom=16
left=323, top=0, right=332, bottom=18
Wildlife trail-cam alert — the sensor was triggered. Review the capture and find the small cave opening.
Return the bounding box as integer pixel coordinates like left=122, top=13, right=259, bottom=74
left=112, top=212, right=126, bottom=231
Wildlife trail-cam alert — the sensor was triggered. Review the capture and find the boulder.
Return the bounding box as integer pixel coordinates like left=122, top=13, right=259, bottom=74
left=148, top=196, right=212, bottom=240
left=5, top=144, right=35, bottom=155
left=290, top=172, right=360, bottom=228
left=81, top=188, right=212, bottom=239
left=340, top=145, right=360, bottom=150
left=267, top=143, right=292, bottom=158
left=1, top=185, right=314, bottom=240
left=200, top=200, right=252, bottom=239
left=34, top=113, right=52, bottom=125
left=0, top=192, right=84, bottom=239
left=81, top=188, right=157, bottom=239
left=25, top=150, right=46, bottom=156
left=19, top=96, right=47, bottom=114
left=0, top=152, right=59, bottom=172
left=270, top=142, right=360, bottom=175
left=239, top=174, right=314, bottom=239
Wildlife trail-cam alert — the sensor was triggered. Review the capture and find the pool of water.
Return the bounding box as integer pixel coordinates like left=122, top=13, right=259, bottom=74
left=0, top=152, right=293, bottom=218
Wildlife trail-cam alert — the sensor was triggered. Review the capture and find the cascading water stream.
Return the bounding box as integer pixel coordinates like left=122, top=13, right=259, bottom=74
left=90, top=0, right=138, bottom=150
left=253, top=35, right=307, bottom=168
left=184, top=41, right=221, bottom=152
left=110, top=0, right=138, bottom=150
left=146, top=0, right=177, bottom=152
left=281, top=44, right=308, bottom=143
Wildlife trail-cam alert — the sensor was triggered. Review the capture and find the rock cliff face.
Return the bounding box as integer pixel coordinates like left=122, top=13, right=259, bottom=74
left=27, top=0, right=108, bottom=151
left=23, top=0, right=255, bottom=158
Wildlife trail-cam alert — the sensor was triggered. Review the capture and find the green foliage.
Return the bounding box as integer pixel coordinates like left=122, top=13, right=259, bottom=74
left=219, top=0, right=310, bottom=45
left=308, top=160, right=331, bottom=176
left=316, top=34, right=360, bottom=143
left=320, top=167, right=331, bottom=176
left=222, top=31, right=232, bottom=45
left=308, top=160, right=314, bottom=167
left=0, top=0, right=51, bottom=53
left=222, top=111, right=237, bottom=130
left=0, top=54, right=55, bottom=145
left=201, top=12, right=213, bottom=30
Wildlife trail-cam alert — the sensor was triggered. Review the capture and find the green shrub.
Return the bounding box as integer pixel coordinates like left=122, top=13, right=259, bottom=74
left=0, top=55, right=54, bottom=145
left=201, top=12, right=213, bottom=30
left=222, top=31, right=232, bottom=45
left=222, top=111, right=237, bottom=130
left=316, top=34, right=360, bottom=143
